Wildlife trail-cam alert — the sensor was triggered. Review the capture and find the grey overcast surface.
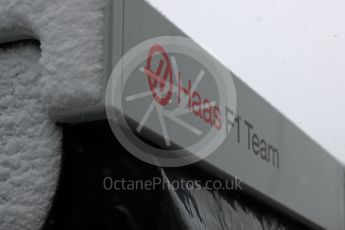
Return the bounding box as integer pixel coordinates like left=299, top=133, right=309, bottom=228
left=149, top=0, right=345, bottom=164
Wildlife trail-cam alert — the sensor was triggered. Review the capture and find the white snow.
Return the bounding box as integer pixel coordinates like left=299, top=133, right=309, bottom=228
left=0, top=0, right=107, bottom=229
left=0, top=0, right=106, bottom=110
left=0, top=44, right=61, bottom=230
left=162, top=168, right=287, bottom=230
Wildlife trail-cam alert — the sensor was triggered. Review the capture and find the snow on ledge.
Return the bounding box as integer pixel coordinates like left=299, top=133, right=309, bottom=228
left=0, top=1, right=107, bottom=229
left=0, top=0, right=107, bottom=110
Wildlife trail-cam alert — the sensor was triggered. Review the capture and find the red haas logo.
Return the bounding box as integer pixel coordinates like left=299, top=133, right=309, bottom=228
left=145, top=44, right=222, bottom=131
left=144, top=44, right=173, bottom=106
left=106, top=36, right=237, bottom=167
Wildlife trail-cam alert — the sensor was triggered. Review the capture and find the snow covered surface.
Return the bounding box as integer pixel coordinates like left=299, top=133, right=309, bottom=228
left=161, top=169, right=294, bottom=230
left=0, top=0, right=106, bottom=110
left=0, top=43, right=61, bottom=230
left=172, top=189, right=287, bottom=230
left=0, top=0, right=107, bottom=229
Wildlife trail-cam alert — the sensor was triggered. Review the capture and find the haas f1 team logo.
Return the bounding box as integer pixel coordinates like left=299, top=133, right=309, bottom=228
left=106, top=36, right=237, bottom=167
